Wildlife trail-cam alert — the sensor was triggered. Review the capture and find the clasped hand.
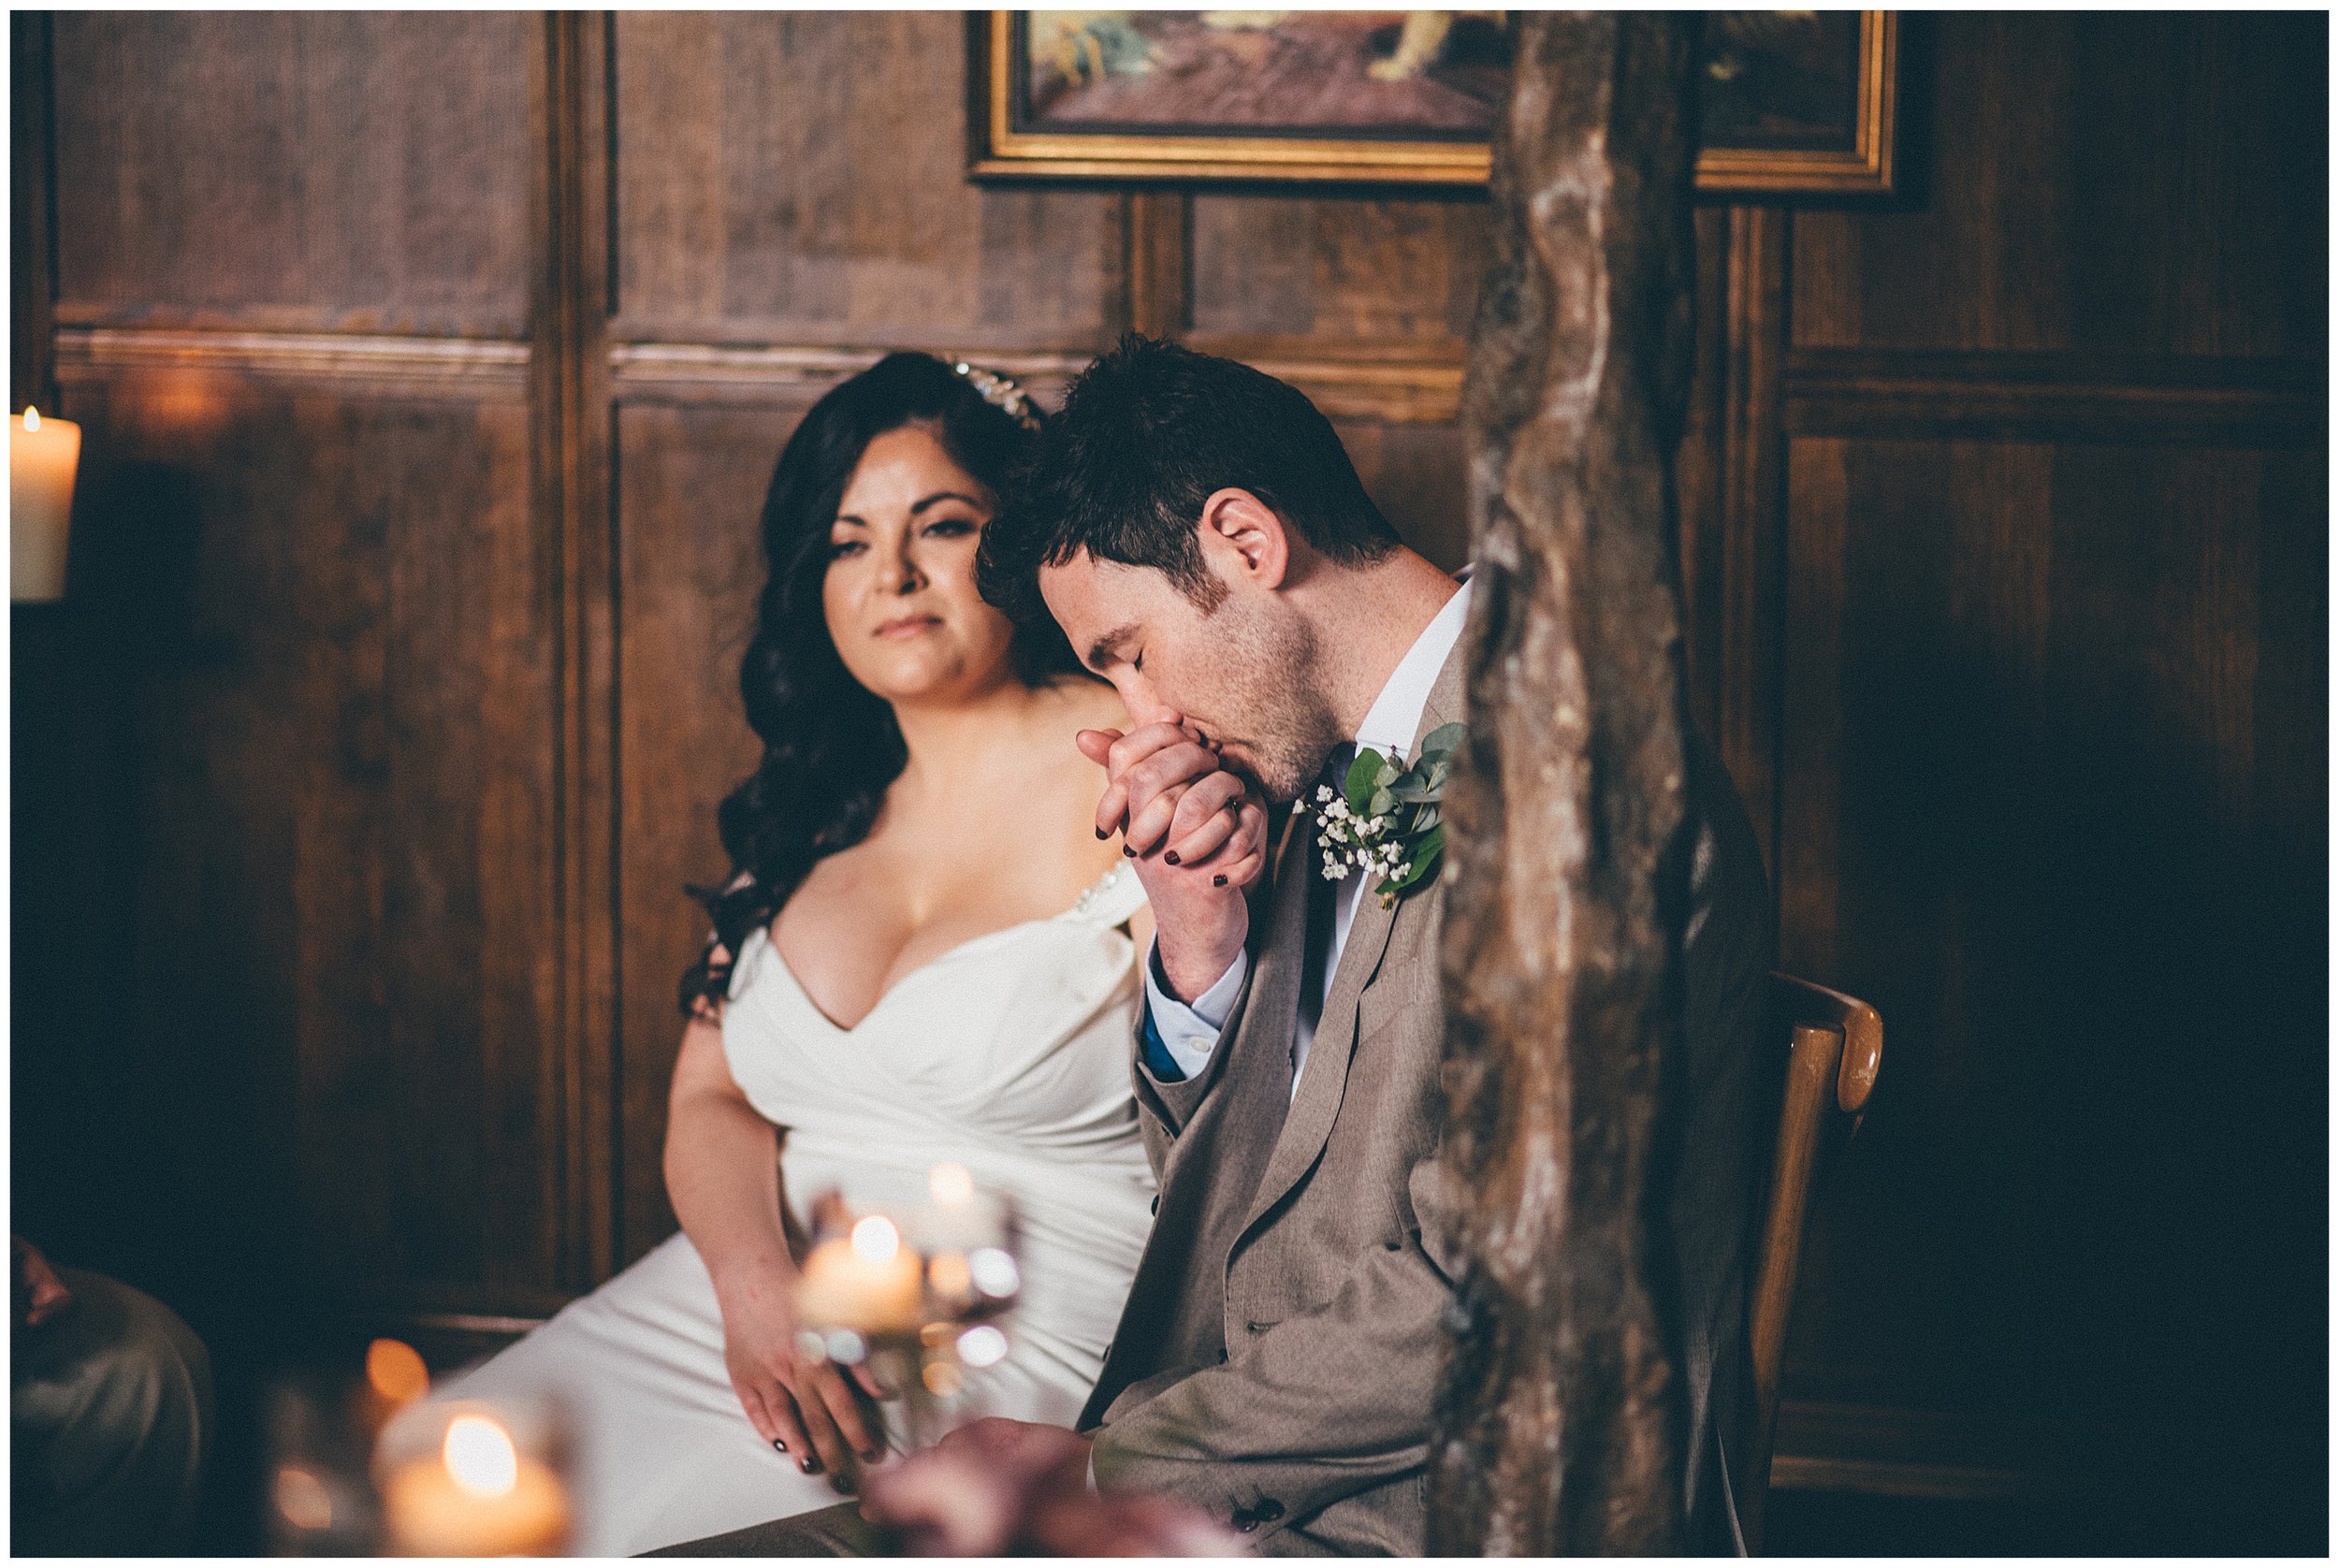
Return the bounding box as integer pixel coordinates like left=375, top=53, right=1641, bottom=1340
left=1077, top=720, right=1270, bottom=1001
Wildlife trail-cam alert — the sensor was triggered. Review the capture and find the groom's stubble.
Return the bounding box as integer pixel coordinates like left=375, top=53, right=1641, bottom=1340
left=1201, top=593, right=1345, bottom=806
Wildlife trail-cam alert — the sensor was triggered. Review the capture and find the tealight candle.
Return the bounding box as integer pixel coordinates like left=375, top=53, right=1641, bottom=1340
left=380, top=1413, right=570, bottom=1557
left=795, top=1214, right=925, bottom=1335
left=10, top=406, right=80, bottom=603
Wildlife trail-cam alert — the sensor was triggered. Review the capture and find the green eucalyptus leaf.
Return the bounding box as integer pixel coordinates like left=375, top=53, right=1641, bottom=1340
left=1390, top=825, right=1446, bottom=893
left=1344, top=748, right=1385, bottom=807
left=1421, top=722, right=1467, bottom=758
left=1416, top=805, right=1440, bottom=833
left=1389, top=775, right=1437, bottom=804
left=1368, top=786, right=1395, bottom=819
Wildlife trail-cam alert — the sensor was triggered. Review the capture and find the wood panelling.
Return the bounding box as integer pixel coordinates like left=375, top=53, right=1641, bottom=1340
left=1775, top=433, right=2326, bottom=1439
left=26, top=374, right=564, bottom=1321
left=1759, top=23, right=2328, bottom=1500
left=1785, top=348, right=2324, bottom=446
left=1332, top=419, right=1470, bottom=573
left=54, top=327, right=531, bottom=390
left=533, top=12, right=620, bottom=1292
left=613, top=401, right=795, bottom=1256
left=1792, top=13, right=2325, bottom=358
left=51, top=12, right=534, bottom=336
left=12, top=11, right=56, bottom=410
left=1187, top=195, right=1489, bottom=342
left=611, top=11, right=1124, bottom=353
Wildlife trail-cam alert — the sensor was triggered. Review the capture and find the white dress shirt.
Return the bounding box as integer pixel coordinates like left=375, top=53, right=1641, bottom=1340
left=1144, top=577, right=1473, bottom=1101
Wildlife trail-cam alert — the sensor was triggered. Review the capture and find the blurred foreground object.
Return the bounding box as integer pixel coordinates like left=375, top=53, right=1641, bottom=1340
left=12, top=1240, right=213, bottom=1554
left=374, top=1395, right=574, bottom=1555
left=265, top=1339, right=434, bottom=1554
left=793, top=1170, right=1024, bottom=1452
left=1429, top=10, right=1702, bottom=1555
left=863, top=1417, right=1246, bottom=1556
left=10, top=405, right=80, bottom=601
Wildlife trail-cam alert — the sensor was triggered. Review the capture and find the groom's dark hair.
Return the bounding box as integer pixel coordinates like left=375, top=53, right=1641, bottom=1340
left=978, top=334, right=1402, bottom=622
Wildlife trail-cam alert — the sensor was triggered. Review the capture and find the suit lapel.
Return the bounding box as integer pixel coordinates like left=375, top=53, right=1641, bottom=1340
left=1238, top=643, right=1469, bottom=1236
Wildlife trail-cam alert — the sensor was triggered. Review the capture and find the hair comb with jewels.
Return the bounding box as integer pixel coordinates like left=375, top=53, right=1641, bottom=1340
left=952, top=361, right=1043, bottom=432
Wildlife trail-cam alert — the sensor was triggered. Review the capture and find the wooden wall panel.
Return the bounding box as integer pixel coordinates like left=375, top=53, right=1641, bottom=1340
left=613, top=400, right=797, bottom=1259
left=1334, top=419, right=1471, bottom=573
left=51, top=12, right=533, bottom=336
left=612, top=11, right=1124, bottom=353
left=1187, top=195, right=1489, bottom=344
left=1761, top=24, right=2327, bottom=1530
left=22, top=372, right=564, bottom=1323
left=1792, top=13, right=2325, bottom=358
left=1774, top=428, right=2325, bottom=1474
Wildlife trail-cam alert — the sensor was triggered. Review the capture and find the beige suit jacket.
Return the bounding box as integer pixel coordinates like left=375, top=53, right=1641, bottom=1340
left=1079, top=641, right=1773, bottom=1556
left=1081, top=647, right=1468, bottom=1555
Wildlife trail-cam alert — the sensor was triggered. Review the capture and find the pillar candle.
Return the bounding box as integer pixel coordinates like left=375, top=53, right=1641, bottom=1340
left=10, top=408, right=80, bottom=603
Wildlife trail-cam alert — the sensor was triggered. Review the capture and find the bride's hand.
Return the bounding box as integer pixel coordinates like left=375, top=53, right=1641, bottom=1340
left=1080, top=722, right=1270, bottom=1001
left=711, top=1262, right=885, bottom=1488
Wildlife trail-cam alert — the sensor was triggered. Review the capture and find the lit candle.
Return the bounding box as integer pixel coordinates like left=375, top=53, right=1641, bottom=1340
left=10, top=407, right=80, bottom=603
left=795, top=1214, right=925, bottom=1335
left=380, top=1413, right=571, bottom=1557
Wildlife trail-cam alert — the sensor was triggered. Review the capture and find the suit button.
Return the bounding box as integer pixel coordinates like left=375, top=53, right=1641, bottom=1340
left=1150, top=1195, right=1159, bottom=1215
left=1258, top=1499, right=1284, bottom=1521
left=1234, top=1518, right=1257, bottom=1533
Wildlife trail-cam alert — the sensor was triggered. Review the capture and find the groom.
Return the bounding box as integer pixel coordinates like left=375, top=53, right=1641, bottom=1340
left=667, top=338, right=1772, bottom=1555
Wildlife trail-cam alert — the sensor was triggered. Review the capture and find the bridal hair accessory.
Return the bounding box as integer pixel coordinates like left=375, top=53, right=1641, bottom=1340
left=952, top=360, right=1043, bottom=432
left=1303, top=723, right=1465, bottom=909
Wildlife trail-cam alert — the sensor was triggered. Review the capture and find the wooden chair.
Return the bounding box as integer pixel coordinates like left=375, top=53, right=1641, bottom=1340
left=1732, top=973, right=1882, bottom=1552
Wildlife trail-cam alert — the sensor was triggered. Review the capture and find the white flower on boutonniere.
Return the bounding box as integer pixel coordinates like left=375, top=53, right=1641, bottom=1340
left=1301, top=723, right=1465, bottom=910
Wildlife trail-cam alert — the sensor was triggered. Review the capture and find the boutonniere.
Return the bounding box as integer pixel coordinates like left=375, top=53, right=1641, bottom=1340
left=1304, top=723, right=1466, bottom=909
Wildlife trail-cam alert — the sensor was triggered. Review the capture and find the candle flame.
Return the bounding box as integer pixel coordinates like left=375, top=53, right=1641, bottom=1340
left=443, top=1414, right=520, bottom=1499
left=850, top=1214, right=901, bottom=1264
left=928, top=1162, right=975, bottom=1206
left=366, top=1338, right=430, bottom=1407
left=22, top=407, right=36, bottom=431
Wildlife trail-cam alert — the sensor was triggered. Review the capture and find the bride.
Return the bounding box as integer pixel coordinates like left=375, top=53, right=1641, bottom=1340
left=403, top=354, right=1162, bottom=1555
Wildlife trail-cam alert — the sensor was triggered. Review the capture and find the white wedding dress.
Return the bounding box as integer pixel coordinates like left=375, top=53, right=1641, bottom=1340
left=408, top=863, right=1155, bottom=1556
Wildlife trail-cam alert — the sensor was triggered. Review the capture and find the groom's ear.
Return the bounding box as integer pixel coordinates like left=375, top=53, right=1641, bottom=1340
left=1198, top=487, right=1291, bottom=591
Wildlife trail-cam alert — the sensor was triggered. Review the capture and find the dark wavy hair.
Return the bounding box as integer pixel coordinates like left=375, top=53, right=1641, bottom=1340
left=679, top=352, right=1081, bottom=1015
left=977, top=334, right=1400, bottom=627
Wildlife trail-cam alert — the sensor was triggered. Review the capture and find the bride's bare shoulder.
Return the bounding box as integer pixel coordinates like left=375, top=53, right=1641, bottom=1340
left=1036, top=675, right=1132, bottom=744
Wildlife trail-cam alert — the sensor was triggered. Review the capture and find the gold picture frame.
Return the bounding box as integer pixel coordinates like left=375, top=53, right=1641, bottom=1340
left=968, top=11, right=1899, bottom=196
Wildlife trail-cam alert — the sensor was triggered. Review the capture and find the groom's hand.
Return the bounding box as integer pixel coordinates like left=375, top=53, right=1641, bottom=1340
left=1079, top=721, right=1268, bottom=1002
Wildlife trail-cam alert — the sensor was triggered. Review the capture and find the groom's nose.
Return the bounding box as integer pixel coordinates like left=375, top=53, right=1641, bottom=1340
left=1117, top=679, right=1181, bottom=730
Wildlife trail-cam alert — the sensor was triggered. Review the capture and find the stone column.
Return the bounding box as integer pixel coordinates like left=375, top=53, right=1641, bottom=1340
left=1426, top=12, right=1701, bottom=1556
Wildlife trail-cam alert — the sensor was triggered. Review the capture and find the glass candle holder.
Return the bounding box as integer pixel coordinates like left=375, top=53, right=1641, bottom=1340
left=371, top=1394, right=574, bottom=1557
left=793, top=1164, right=1022, bottom=1451
left=264, top=1375, right=385, bottom=1556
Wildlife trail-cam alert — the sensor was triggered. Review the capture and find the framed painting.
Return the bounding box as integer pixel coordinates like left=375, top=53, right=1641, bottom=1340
left=968, top=10, right=1898, bottom=196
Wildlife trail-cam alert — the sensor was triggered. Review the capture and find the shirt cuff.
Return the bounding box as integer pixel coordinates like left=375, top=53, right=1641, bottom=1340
left=1140, top=940, right=1246, bottom=1082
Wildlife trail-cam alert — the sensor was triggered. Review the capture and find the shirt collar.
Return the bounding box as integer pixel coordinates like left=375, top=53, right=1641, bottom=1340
left=1354, top=573, right=1473, bottom=761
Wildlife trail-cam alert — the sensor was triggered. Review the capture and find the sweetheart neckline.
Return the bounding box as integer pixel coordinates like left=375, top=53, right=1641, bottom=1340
left=750, top=864, right=1137, bottom=1036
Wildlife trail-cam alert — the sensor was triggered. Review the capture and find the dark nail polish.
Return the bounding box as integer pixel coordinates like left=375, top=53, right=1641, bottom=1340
left=773, top=1439, right=789, bottom=1453
left=1096, top=826, right=1108, bottom=840
left=800, top=1455, right=821, bottom=1475
left=832, top=1474, right=855, bottom=1495
left=1164, top=850, right=1181, bottom=865
left=1124, top=846, right=1136, bottom=857
left=862, top=1448, right=883, bottom=1464
left=1213, top=874, right=1228, bottom=887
